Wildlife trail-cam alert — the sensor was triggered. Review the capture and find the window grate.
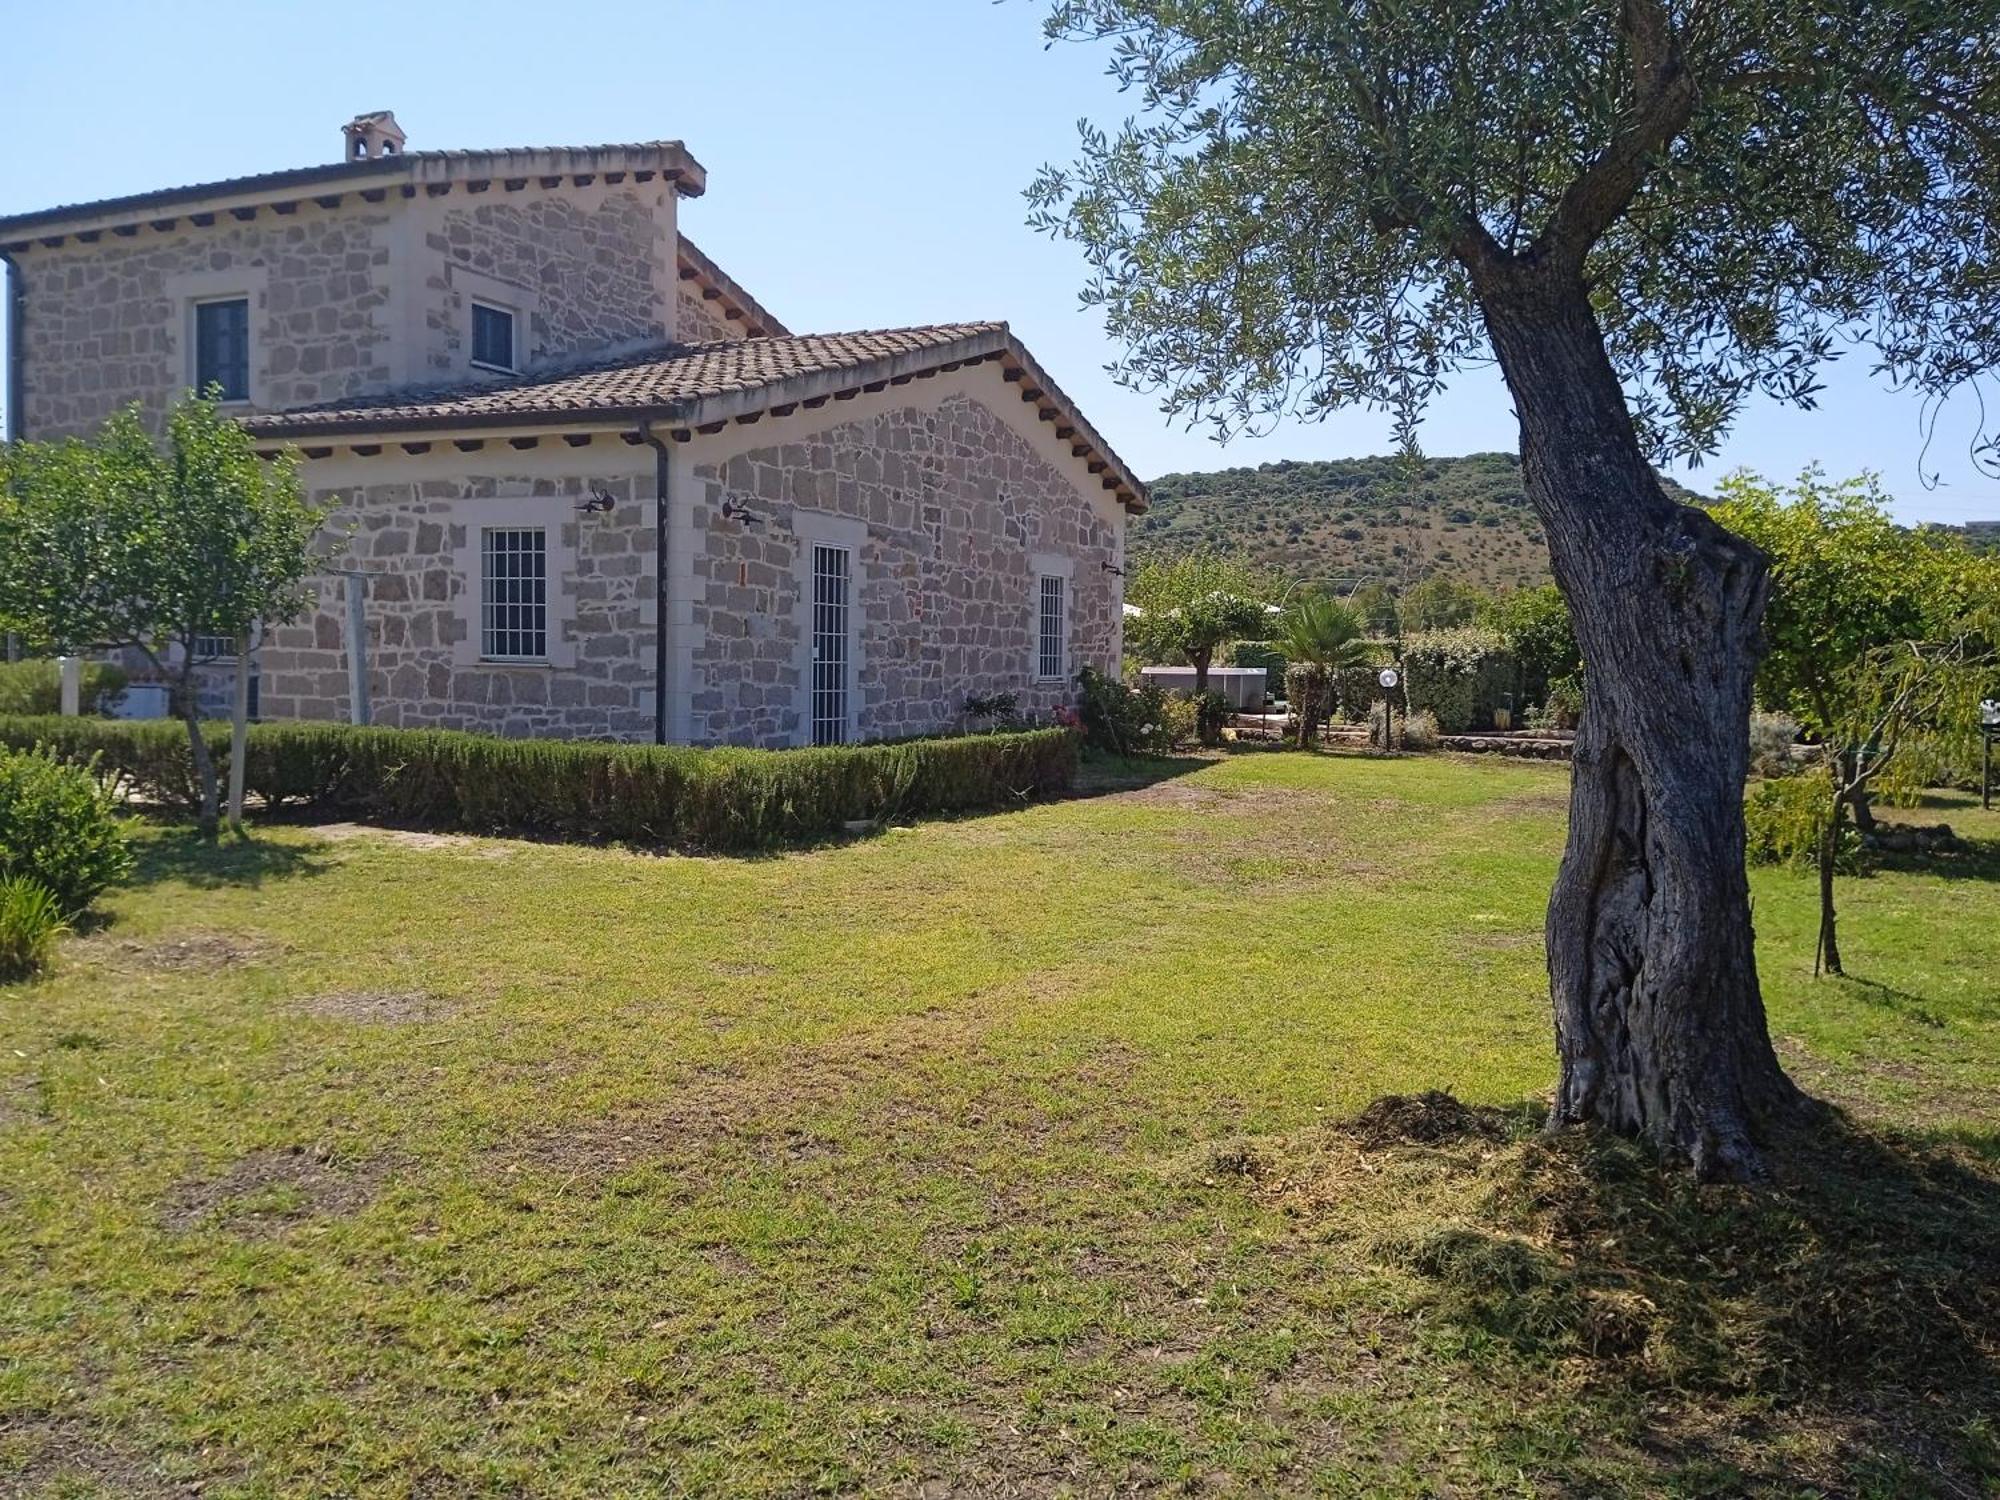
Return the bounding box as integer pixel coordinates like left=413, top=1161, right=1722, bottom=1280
left=482, top=527, right=548, bottom=660
left=811, top=544, right=851, bottom=745
left=194, top=298, right=250, bottom=402
left=1037, top=573, right=1067, bottom=681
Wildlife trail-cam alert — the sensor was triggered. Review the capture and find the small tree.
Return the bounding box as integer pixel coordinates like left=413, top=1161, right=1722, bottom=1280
left=1712, top=472, right=2000, bottom=975
left=1125, top=552, right=1269, bottom=695
left=1481, top=584, right=1581, bottom=707
left=1275, top=592, right=1372, bottom=744
left=0, top=396, right=323, bottom=839
left=1399, top=575, right=1486, bottom=632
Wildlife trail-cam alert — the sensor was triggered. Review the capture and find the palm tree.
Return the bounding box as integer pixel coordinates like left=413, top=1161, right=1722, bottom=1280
left=1275, top=593, right=1372, bottom=744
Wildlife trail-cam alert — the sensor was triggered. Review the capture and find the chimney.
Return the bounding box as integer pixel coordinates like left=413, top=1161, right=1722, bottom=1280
left=342, top=110, right=407, bottom=161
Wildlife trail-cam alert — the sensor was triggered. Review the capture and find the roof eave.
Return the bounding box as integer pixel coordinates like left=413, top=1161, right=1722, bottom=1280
left=241, top=325, right=1149, bottom=514
left=0, top=141, right=706, bottom=247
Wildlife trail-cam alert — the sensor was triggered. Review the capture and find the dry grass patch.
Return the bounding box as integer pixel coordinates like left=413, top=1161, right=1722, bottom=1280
left=100, top=929, right=279, bottom=974
left=159, top=1143, right=391, bottom=1236
left=291, top=988, right=455, bottom=1025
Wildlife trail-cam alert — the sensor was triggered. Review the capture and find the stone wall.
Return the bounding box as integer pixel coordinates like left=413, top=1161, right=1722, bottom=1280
left=256, top=462, right=657, bottom=739
left=14, top=205, right=394, bottom=440
left=684, top=393, right=1120, bottom=747
left=424, top=187, right=671, bottom=376
left=676, top=288, right=745, bottom=345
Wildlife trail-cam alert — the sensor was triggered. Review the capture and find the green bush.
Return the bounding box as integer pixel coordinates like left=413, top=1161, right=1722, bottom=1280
left=1527, top=674, right=1585, bottom=733
left=1745, top=770, right=1860, bottom=871
left=1403, top=628, right=1518, bottom=733
left=0, top=716, right=1078, bottom=853
left=1284, top=662, right=1332, bottom=744
left=0, top=746, right=134, bottom=915
left=0, top=876, right=67, bottom=980
left=1332, top=653, right=1393, bottom=722
left=1077, top=666, right=1181, bottom=756
left=0, top=659, right=129, bottom=717
left=1404, top=708, right=1442, bottom=751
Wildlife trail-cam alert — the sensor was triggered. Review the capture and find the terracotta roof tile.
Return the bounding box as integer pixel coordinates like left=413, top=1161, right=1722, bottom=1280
left=242, top=323, right=1148, bottom=511
left=243, top=325, right=1005, bottom=432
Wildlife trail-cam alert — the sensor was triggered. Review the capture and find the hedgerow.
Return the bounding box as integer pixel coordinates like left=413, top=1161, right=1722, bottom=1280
left=1402, top=628, right=1518, bottom=733
left=0, top=717, right=1079, bottom=852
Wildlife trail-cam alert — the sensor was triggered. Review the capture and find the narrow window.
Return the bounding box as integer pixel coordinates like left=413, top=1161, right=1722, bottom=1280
left=192, top=634, right=234, bottom=661
left=811, top=544, right=852, bottom=745
left=1037, top=574, right=1067, bottom=681
left=481, top=527, right=548, bottom=661
left=193, top=297, right=250, bottom=402
left=471, top=302, right=516, bottom=372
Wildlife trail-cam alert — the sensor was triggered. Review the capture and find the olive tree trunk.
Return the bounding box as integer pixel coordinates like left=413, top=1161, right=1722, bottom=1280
left=1482, top=274, right=1804, bottom=1180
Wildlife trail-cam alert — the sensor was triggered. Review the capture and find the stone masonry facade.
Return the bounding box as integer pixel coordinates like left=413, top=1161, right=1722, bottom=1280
left=423, top=189, right=672, bottom=376
left=676, top=286, right=745, bottom=345
left=17, top=204, right=395, bottom=440
left=686, top=393, right=1119, bottom=747
left=256, top=463, right=658, bottom=739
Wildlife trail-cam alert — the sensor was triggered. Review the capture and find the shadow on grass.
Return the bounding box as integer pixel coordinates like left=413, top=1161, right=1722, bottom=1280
left=127, top=827, right=334, bottom=891
left=1871, top=833, right=2000, bottom=883
left=1245, top=1095, right=2000, bottom=1494
left=1071, top=751, right=1213, bottom=797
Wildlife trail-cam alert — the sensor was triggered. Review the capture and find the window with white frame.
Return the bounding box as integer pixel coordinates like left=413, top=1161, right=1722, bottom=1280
left=192, top=634, right=235, bottom=661
left=1037, top=573, right=1068, bottom=681
left=470, top=301, right=517, bottom=372
left=481, top=527, right=548, bottom=661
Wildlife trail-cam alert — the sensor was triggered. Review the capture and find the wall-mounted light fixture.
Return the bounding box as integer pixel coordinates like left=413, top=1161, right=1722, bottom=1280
left=577, top=486, right=616, bottom=515
left=721, top=499, right=767, bottom=528
left=1100, top=559, right=1126, bottom=577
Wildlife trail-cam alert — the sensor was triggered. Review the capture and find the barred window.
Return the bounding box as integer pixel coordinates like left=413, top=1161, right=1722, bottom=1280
left=193, top=634, right=235, bottom=660
left=481, top=527, right=547, bottom=661
left=1037, top=574, right=1066, bottom=681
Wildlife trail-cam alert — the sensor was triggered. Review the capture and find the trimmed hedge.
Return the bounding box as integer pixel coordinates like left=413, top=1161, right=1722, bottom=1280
left=0, top=717, right=1079, bottom=852
left=1402, top=628, right=1518, bottom=733
left=0, top=659, right=129, bottom=717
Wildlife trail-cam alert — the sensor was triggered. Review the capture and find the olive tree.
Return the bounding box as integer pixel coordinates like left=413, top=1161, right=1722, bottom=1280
left=1030, top=1, right=2000, bottom=1177
left=0, top=397, right=322, bottom=839
left=1125, top=551, right=1270, bottom=693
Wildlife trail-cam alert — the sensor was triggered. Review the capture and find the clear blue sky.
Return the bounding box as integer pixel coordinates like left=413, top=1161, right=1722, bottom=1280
left=4, top=0, right=1996, bottom=526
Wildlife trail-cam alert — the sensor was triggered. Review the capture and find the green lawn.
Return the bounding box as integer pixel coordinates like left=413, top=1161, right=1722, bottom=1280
left=2, top=752, right=1996, bottom=1496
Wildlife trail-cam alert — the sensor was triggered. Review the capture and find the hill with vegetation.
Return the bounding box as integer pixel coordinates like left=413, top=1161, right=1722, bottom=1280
left=1133, top=452, right=1703, bottom=589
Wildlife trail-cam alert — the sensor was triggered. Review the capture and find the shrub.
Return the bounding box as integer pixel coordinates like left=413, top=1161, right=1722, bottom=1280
left=1748, top=712, right=1800, bottom=778
left=1402, top=628, right=1517, bottom=732
left=1745, top=769, right=1860, bottom=871
left=1527, top=674, right=1585, bottom=733
left=0, top=716, right=1077, bottom=853
left=0, top=876, right=67, bottom=980
left=0, top=659, right=129, bottom=717
left=1159, top=693, right=1201, bottom=749
left=1077, top=666, right=1176, bottom=756
left=1284, top=662, right=1332, bottom=744
left=1404, top=708, right=1441, bottom=751
left=0, top=746, right=134, bottom=915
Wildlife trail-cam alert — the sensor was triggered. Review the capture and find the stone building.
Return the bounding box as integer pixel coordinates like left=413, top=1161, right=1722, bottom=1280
left=0, top=113, right=1141, bottom=745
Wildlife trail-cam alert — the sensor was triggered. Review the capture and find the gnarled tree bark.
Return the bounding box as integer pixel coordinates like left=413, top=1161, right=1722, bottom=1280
left=1480, top=270, right=1806, bottom=1180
